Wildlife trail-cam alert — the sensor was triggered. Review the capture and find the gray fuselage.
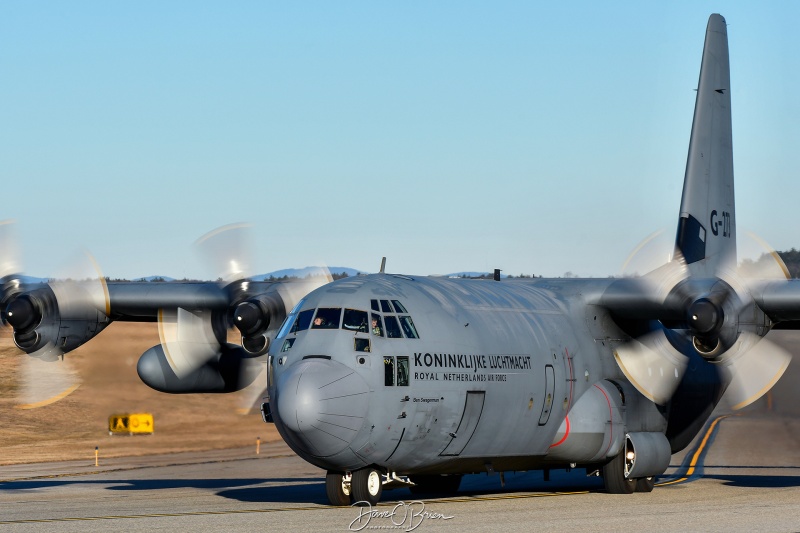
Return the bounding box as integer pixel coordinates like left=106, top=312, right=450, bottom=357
left=267, top=274, right=679, bottom=476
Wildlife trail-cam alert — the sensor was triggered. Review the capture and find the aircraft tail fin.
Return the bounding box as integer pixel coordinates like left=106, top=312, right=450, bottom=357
left=675, top=14, right=735, bottom=277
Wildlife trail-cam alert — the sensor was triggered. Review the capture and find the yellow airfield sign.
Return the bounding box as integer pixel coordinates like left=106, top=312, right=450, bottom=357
left=108, top=413, right=154, bottom=435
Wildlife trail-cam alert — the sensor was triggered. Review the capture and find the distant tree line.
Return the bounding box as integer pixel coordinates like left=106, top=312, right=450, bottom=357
left=778, top=249, right=800, bottom=278
left=104, top=251, right=800, bottom=283
left=458, top=273, right=538, bottom=279
left=262, top=272, right=352, bottom=282
left=104, top=272, right=356, bottom=283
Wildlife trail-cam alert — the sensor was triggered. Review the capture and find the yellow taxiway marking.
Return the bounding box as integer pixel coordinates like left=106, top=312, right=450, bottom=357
left=657, top=414, right=729, bottom=487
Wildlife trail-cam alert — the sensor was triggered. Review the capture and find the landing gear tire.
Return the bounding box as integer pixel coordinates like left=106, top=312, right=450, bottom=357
left=602, top=450, right=636, bottom=494
left=326, top=471, right=352, bottom=506
left=409, top=474, right=463, bottom=495
left=351, top=467, right=383, bottom=506
left=635, top=476, right=655, bottom=493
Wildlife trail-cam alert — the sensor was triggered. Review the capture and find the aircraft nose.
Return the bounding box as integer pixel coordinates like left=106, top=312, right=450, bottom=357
left=275, top=358, right=369, bottom=457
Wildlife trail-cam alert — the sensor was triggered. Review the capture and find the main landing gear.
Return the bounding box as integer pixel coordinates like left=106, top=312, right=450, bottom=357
left=602, top=448, right=655, bottom=494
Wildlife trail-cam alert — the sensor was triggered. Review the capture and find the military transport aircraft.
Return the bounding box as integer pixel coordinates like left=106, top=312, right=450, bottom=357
left=2, top=13, right=799, bottom=506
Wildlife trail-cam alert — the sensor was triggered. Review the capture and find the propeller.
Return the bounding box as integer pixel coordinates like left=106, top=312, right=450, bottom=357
left=146, top=224, right=333, bottom=412
left=194, top=222, right=253, bottom=283
left=16, top=346, right=81, bottom=409
left=606, top=231, right=792, bottom=410
left=0, top=221, right=111, bottom=409
left=152, top=224, right=257, bottom=382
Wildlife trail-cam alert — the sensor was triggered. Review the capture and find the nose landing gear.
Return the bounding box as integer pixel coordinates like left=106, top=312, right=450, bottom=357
left=326, top=467, right=384, bottom=506
left=351, top=467, right=383, bottom=505
left=325, top=471, right=352, bottom=506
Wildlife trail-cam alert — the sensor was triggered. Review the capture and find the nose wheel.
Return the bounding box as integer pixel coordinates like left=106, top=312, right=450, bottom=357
left=351, top=467, right=383, bottom=506
left=325, top=471, right=352, bottom=506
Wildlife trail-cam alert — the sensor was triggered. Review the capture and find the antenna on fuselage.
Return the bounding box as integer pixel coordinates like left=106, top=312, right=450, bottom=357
left=379, top=257, right=386, bottom=274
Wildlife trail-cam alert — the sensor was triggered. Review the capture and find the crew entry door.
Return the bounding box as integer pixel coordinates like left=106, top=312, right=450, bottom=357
left=439, top=391, right=486, bottom=456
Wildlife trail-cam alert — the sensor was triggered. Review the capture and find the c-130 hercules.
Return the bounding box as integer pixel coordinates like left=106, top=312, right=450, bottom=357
left=2, top=13, right=798, bottom=506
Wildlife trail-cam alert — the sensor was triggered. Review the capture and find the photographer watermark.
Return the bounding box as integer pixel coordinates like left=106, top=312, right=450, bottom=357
left=349, top=500, right=454, bottom=531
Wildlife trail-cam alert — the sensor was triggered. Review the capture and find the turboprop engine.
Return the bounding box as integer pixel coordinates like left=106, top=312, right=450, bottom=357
left=4, top=281, right=110, bottom=360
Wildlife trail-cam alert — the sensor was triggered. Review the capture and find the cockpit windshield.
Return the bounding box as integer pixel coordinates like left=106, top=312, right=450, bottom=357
left=384, top=315, right=402, bottom=338
left=399, top=316, right=419, bottom=338
left=343, top=309, right=369, bottom=332
left=276, top=299, right=419, bottom=345
left=291, top=309, right=314, bottom=333
left=312, top=308, right=341, bottom=329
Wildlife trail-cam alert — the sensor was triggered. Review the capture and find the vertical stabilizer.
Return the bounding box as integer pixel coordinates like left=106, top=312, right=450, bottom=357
left=675, top=14, right=735, bottom=277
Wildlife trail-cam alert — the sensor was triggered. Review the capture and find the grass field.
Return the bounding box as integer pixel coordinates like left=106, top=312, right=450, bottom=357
left=0, top=322, right=280, bottom=465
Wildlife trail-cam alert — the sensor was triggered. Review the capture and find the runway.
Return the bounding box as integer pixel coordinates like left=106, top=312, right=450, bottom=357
left=2, top=411, right=800, bottom=532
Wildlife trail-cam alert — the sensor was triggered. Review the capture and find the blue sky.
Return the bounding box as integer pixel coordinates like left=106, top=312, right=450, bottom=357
left=2, top=2, right=798, bottom=280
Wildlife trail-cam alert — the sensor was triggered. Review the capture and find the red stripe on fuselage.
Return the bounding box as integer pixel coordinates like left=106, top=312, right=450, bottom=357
left=549, top=415, right=570, bottom=448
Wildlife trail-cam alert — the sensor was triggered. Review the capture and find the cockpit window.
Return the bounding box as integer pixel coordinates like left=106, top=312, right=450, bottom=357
left=384, top=356, right=394, bottom=386
left=399, top=316, right=419, bottom=339
left=354, top=338, right=370, bottom=352
left=397, top=356, right=409, bottom=386
left=384, top=315, right=402, bottom=338
left=363, top=301, right=418, bottom=340
left=276, top=314, right=295, bottom=339
left=291, top=309, right=314, bottom=333
left=371, top=313, right=384, bottom=337
left=312, top=308, right=341, bottom=329
left=391, top=300, right=408, bottom=313
left=384, top=356, right=410, bottom=386
left=343, top=309, right=368, bottom=332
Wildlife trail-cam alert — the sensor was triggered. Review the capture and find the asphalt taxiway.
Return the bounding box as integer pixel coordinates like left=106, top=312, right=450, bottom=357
left=2, top=413, right=800, bottom=532
left=3, top=333, right=800, bottom=532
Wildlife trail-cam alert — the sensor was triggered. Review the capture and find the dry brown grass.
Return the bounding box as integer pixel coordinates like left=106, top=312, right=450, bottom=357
left=0, top=322, right=280, bottom=465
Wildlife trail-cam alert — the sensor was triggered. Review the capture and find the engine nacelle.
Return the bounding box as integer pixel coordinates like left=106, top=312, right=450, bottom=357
left=233, top=292, right=286, bottom=355
left=624, top=431, right=671, bottom=478
left=5, top=285, right=110, bottom=360
left=137, top=343, right=260, bottom=393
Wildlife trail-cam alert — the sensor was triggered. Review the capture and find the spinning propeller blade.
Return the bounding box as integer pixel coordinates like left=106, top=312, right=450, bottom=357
left=0, top=226, right=109, bottom=409
left=613, top=330, right=688, bottom=405
left=157, top=308, right=221, bottom=378
left=194, top=223, right=253, bottom=282
left=17, top=346, right=81, bottom=409
left=718, top=332, right=792, bottom=410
